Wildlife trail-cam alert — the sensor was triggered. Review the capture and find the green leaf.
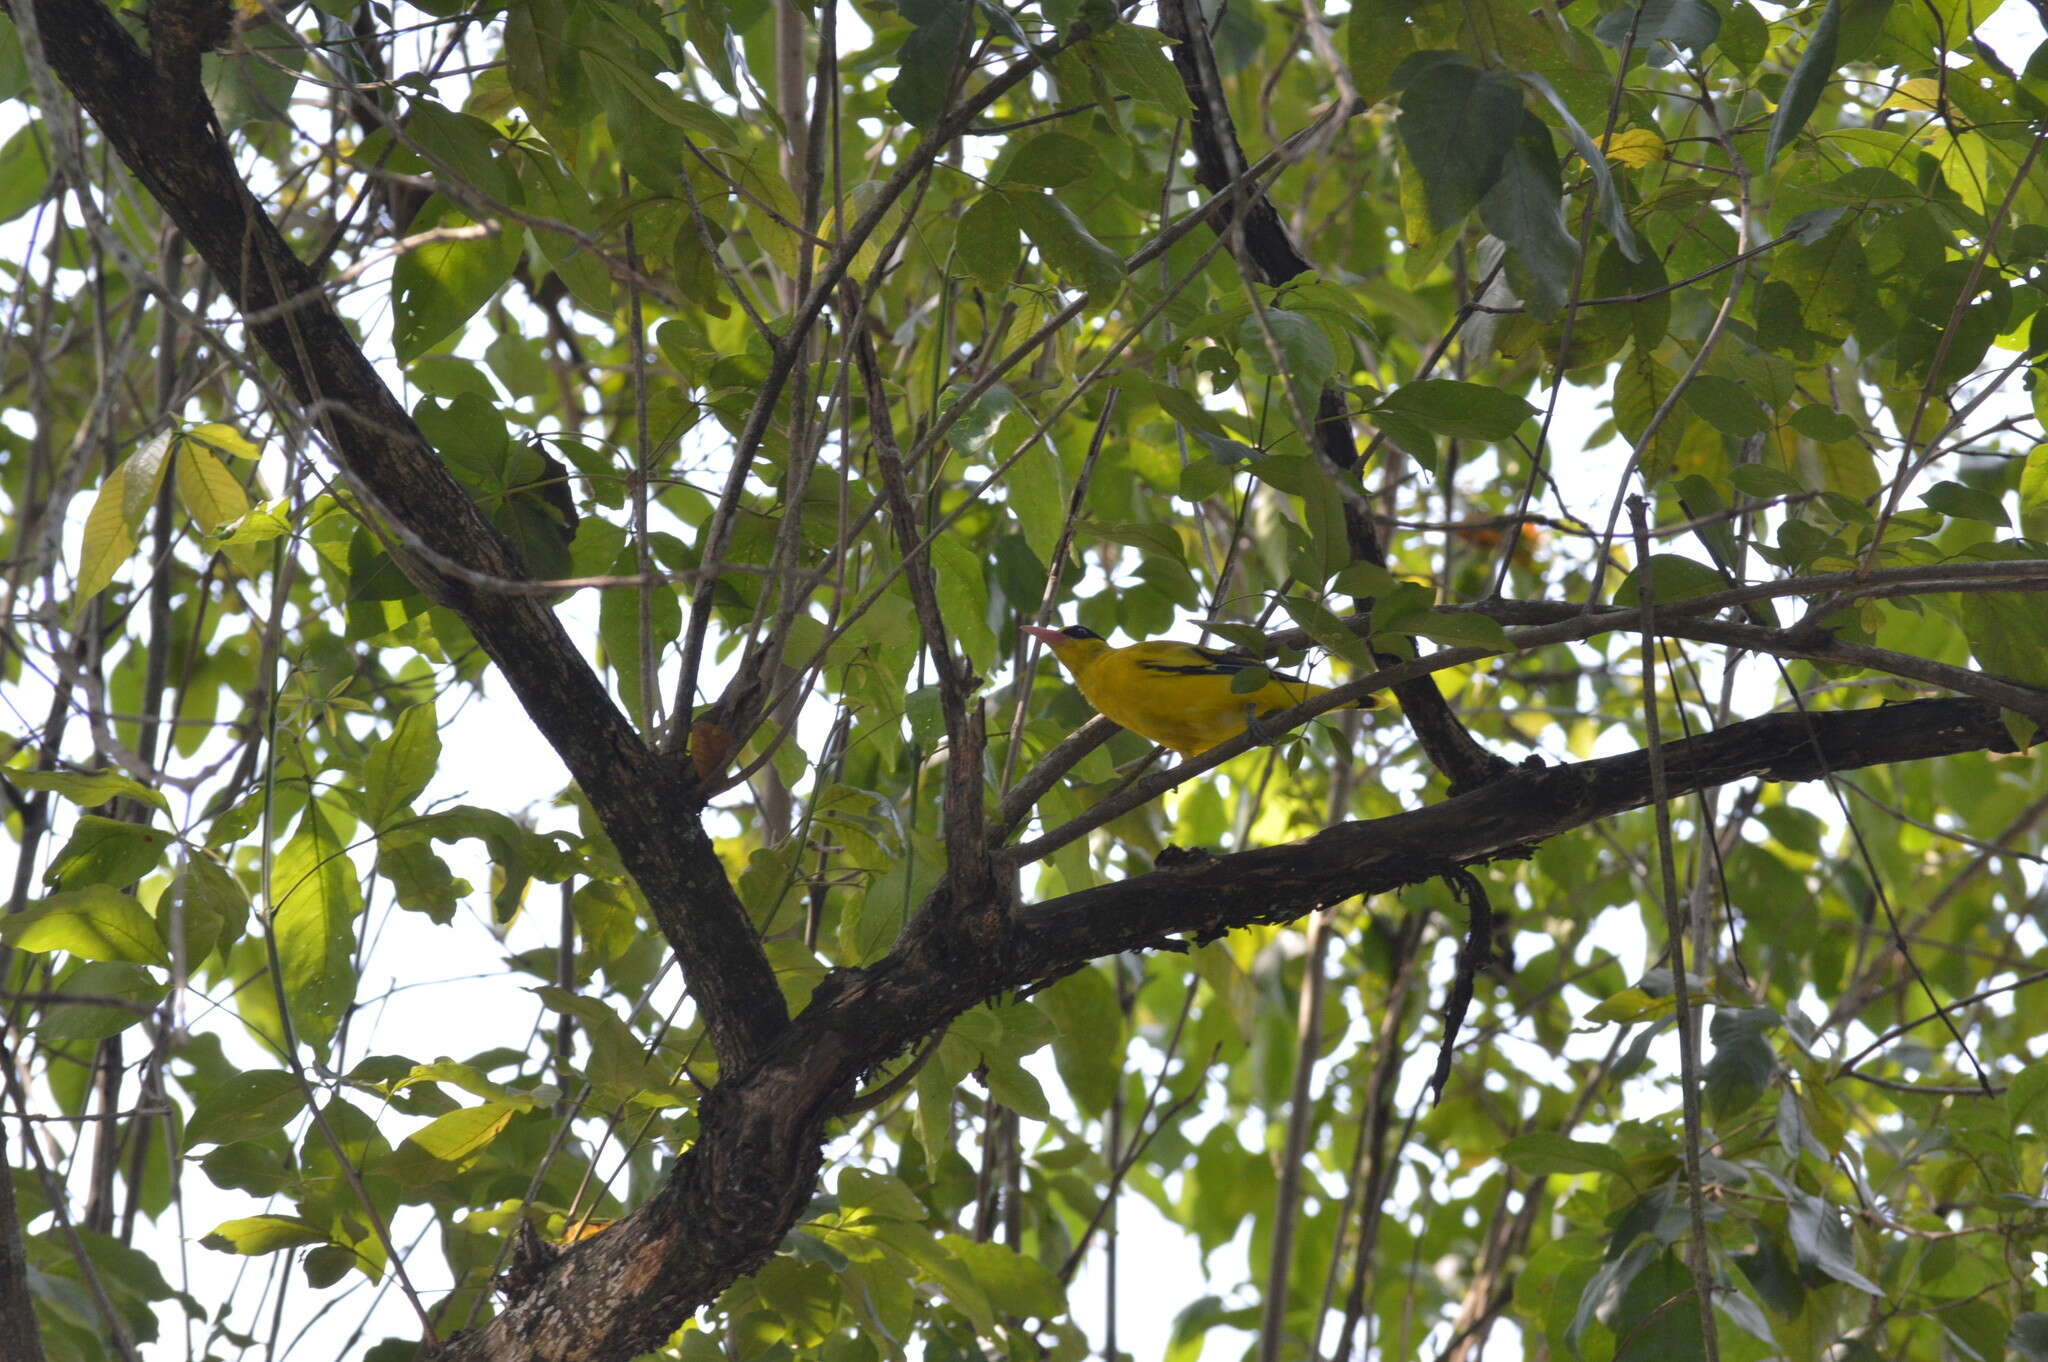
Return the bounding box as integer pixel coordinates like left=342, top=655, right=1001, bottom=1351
left=406, top=98, right=518, bottom=202
left=1078, top=25, right=1191, bottom=113
left=1590, top=239, right=1670, bottom=355
left=1006, top=441, right=1067, bottom=564
left=2010, top=1313, right=2048, bottom=1362
left=1730, top=463, right=1805, bottom=499
left=956, top=193, right=1022, bottom=287
left=36, top=963, right=167, bottom=1042
left=0, top=767, right=169, bottom=814
left=1078, top=520, right=1184, bottom=562
left=1237, top=307, right=1337, bottom=393
left=201, top=1216, right=331, bottom=1256
left=1390, top=609, right=1511, bottom=650
left=168, top=854, right=250, bottom=966
left=0, top=120, right=50, bottom=225
left=1921, top=480, right=2009, bottom=527
left=998, top=132, right=1103, bottom=189
left=1228, top=663, right=1272, bottom=695
left=1764, top=0, right=1841, bottom=166
left=943, top=1235, right=1066, bottom=1319
left=186, top=1070, right=307, bottom=1148
left=1514, top=73, right=1640, bottom=260
left=364, top=701, right=442, bottom=828
left=1280, top=594, right=1374, bottom=668
left=376, top=1102, right=518, bottom=1186
left=929, top=534, right=998, bottom=675
left=575, top=34, right=740, bottom=144
left=302, top=1244, right=357, bottom=1289
left=870, top=1223, right=993, bottom=1332
left=1717, top=0, right=1769, bottom=64
left=1372, top=380, right=1537, bottom=440
left=272, top=803, right=364, bottom=1054
left=754, top=1258, right=837, bottom=1348
left=1498, top=1131, right=1634, bottom=1182
left=940, top=381, right=1019, bottom=459
left=1610, top=1251, right=1704, bottom=1362
left=1703, top=1007, right=1778, bottom=1124
left=1008, top=190, right=1124, bottom=297
left=1786, top=1190, right=1880, bottom=1294
left=1477, top=111, right=1576, bottom=321
left=1788, top=404, right=1861, bottom=443
left=527, top=159, right=613, bottom=314
left=1613, top=347, right=1683, bottom=477
left=1768, top=231, right=1869, bottom=347
left=1954, top=544, right=2048, bottom=695
left=391, top=197, right=522, bottom=363
left=981, top=1051, right=1051, bottom=1120
left=1584, top=985, right=1678, bottom=1025
left=1593, top=0, right=1721, bottom=50
left=2005, top=1058, right=2048, bottom=1136
left=121, top=427, right=176, bottom=528
left=1, top=887, right=168, bottom=966
left=1613, top=554, right=1731, bottom=606
left=1681, top=375, right=1769, bottom=437
left=888, top=0, right=971, bottom=128
left=1395, top=56, right=1523, bottom=230
left=1036, top=965, right=1124, bottom=1117
left=836, top=1167, right=928, bottom=1222
left=2021, top=444, right=2048, bottom=538
left=44, top=815, right=173, bottom=891
left=598, top=543, right=682, bottom=729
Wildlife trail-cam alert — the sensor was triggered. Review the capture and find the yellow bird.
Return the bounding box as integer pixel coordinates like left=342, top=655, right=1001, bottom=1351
left=1022, top=624, right=1376, bottom=758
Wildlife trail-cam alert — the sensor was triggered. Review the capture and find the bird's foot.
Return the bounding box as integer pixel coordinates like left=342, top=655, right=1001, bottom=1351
left=1242, top=704, right=1276, bottom=748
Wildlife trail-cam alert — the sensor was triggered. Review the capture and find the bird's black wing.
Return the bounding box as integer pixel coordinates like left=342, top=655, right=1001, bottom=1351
left=1132, top=642, right=1308, bottom=684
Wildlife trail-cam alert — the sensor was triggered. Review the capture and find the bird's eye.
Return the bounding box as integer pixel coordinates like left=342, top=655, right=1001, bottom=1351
left=1062, top=626, right=1099, bottom=640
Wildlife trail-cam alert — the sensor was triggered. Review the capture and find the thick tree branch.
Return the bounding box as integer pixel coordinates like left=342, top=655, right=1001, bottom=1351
left=430, top=695, right=2021, bottom=1360
left=15, top=0, right=786, bottom=1070
left=1008, top=697, right=2023, bottom=952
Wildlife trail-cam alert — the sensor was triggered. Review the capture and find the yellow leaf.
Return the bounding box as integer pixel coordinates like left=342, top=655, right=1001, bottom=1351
left=119, top=431, right=174, bottom=528
left=75, top=467, right=138, bottom=604
left=1882, top=78, right=1958, bottom=121
left=1582, top=986, right=1676, bottom=1026
left=176, top=445, right=251, bottom=535
left=184, top=422, right=262, bottom=461
left=1598, top=128, right=1667, bottom=169
left=1798, top=1073, right=1847, bottom=1154
left=223, top=500, right=292, bottom=544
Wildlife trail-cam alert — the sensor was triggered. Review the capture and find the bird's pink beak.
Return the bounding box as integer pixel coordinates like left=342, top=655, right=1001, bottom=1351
left=1020, top=625, right=1064, bottom=647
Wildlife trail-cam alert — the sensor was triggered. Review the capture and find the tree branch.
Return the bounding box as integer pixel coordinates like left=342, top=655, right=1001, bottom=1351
left=16, top=0, right=787, bottom=1071
left=0, top=1117, right=45, bottom=1362
left=1155, top=0, right=1510, bottom=795
left=430, top=695, right=2022, bottom=1360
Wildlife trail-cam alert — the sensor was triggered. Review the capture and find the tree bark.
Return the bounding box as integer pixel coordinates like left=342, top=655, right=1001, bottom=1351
left=0, top=1115, right=48, bottom=1362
